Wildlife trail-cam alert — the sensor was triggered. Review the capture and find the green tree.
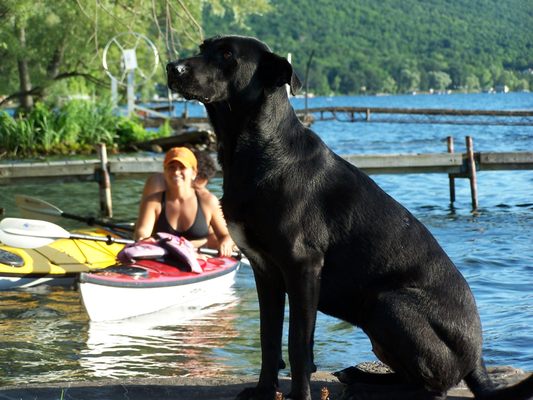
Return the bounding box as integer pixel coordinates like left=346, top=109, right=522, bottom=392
left=398, top=68, right=421, bottom=93
left=465, top=75, right=481, bottom=92
left=477, top=69, right=493, bottom=91
left=513, top=79, right=529, bottom=92
left=427, top=71, right=452, bottom=91
left=0, top=1, right=271, bottom=110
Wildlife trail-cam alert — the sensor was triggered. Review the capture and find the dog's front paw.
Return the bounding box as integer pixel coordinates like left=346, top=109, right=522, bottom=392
left=235, top=386, right=277, bottom=400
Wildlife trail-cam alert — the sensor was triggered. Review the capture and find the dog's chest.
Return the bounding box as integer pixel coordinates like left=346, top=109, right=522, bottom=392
left=221, top=171, right=275, bottom=222
left=227, top=222, right=253, bottom=253
left=227, top=221, right=266, bottom=270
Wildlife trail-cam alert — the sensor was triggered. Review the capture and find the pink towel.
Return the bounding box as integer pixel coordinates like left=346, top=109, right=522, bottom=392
left=116, top=233, right=202, bottom=274
left=117, top=241, right=166, bottom=264
left=156, top=232, right=203, bottom=273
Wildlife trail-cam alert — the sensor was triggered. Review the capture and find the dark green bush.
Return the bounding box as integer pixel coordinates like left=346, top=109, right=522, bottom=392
left=115, top=118, right=150, bottom=147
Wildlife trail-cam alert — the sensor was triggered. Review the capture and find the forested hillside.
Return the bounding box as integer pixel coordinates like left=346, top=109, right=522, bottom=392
left=202, top=0, right=533, bottom=94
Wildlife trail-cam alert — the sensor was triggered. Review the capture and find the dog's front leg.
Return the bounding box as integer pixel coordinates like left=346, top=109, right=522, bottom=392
left=285, top=263, right=322, bottom=400
left=237, top=268, right=285, bottom=400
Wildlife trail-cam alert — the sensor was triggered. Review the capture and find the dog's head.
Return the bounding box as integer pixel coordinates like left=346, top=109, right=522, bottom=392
left=167, top=35, right=301, bottom=104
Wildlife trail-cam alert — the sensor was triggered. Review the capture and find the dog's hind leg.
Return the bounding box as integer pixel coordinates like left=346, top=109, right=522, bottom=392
left=356, top=291, right=477, bottom=394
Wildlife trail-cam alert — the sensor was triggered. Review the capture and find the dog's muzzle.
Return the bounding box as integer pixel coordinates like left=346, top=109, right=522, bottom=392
left=166, top=60, right=212, bottom=103
left=166, top=61, right=189, bottom=93
left=167, top=61, right=187, bottom=76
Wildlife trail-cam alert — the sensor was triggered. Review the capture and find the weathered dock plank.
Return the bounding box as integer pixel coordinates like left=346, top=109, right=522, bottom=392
left=1, top=151, right=532, bottom=184
left=108, top=155, right=164, bottom=175
left=342, top=153, right=465, bottom=174
left=0, top=159, right=98, bottom=182
left=479, top=151, right=533, bottom=171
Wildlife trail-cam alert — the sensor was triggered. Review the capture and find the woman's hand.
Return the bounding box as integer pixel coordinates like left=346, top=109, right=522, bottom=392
left=218, top=236, right=235, bottom=257
left=139, top=236, right=157, bottom=244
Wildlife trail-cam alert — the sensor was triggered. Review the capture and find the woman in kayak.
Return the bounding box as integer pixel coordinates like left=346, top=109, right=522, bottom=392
left=141, top=148, right=222, bottom=248
left=134, top=147, right=235, bottom=257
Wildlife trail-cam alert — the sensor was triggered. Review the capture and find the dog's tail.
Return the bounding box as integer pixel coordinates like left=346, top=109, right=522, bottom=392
left=465, top=362, right=533, bottom=400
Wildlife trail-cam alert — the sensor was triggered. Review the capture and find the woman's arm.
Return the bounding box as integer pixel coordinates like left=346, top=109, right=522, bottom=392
left=141, top=173, right=165, bottom=200
left=134, top=193, right=161, bottom=241
left=203, top=193, right=235, bottom=257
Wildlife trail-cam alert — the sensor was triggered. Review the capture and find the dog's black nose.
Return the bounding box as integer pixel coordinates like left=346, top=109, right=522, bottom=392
left=166, top=62, right=187, bottom=75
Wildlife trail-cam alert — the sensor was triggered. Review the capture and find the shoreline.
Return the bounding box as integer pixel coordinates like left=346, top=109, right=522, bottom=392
left=1, top=367, right=529, bottom=400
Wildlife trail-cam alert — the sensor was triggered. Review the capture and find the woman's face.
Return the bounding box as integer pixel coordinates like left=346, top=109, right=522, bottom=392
left=164, top=160, right=196, bottom=187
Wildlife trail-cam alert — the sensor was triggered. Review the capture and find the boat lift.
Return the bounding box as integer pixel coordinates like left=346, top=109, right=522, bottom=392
left=102, top=32, right=169, bottom=119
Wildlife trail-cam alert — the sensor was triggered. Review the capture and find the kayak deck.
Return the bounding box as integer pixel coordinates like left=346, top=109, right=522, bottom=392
left=80, top=257, right=239, bottom=288
left=0, top=228, right=125, bottom=277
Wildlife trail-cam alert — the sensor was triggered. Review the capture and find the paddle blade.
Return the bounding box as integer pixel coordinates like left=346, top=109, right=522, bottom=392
left=0, top=218, right=70, bottom=238
left=0, top=218, right=71, bottom=249
left=15, top=195, right=63, bottom=222
left=0, top=229, right=55, bottom=248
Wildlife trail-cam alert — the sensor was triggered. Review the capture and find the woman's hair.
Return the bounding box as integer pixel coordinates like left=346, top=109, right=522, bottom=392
left=193, top=150, right=217, bottom=181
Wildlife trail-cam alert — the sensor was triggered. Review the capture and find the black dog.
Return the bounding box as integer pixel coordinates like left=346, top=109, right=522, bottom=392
left=167, top=35, right=533, bottom=400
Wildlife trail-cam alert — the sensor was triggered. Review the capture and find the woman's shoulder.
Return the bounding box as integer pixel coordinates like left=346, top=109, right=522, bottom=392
left=196, top=188, right=219, bottom=208
left=142, top=173, right=165, bottom=198
left=144, top=190, right=165, bottom=204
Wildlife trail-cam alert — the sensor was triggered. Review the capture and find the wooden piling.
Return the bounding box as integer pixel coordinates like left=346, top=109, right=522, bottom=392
left=447, top=137, right=456, bottom=204
left=465, top=136, right=478, bottom=211
left=97, top=143, right=113, bottom=218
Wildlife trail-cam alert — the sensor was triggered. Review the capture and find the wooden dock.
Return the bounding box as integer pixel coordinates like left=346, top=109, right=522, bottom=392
left=342, top=151, right=533, bottom=174
left=2, top=151, right=530, bottom=180
left=1, top=137, right=532, bottom=211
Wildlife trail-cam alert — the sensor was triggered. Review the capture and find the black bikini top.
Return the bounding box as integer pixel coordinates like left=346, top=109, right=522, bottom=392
left=152, top=191, right=209, bottom=240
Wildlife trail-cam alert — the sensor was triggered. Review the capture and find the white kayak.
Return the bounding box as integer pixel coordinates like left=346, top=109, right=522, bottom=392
left=79, top=256, right=241, bottom=321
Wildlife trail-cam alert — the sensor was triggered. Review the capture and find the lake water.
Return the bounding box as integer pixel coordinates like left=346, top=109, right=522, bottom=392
left=0, top=92, right=531, bottom=386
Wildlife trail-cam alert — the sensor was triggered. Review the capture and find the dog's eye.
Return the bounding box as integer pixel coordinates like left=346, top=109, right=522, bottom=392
left=223, top=51, right=233, bottom=60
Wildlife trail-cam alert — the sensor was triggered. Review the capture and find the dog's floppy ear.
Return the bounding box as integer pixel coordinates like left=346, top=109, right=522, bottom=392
left=259, top=52, right=302, bottom=95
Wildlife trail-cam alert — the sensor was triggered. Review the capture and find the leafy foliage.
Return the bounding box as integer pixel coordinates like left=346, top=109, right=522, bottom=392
left=202, top=0, right=533, bottom=94
left=0, top=100, right=159, bottom=157
left=0, top=1, right=271, bottom=107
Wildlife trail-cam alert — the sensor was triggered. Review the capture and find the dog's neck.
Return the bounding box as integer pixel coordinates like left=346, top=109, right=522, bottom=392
left=205, top=88, right=300, bottom=169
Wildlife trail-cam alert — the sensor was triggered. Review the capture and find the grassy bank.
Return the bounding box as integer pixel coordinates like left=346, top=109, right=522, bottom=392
left=0, top=100, right=171, bottom=158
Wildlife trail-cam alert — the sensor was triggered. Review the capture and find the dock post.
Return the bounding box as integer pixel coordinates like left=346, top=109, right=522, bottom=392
left=447, top=137, right=456, bottom=205
left=97, top=143, right=113, bottom=218
left=366, top=108, right=371, bottom=121
left=465, top=136, right=478, bottom=211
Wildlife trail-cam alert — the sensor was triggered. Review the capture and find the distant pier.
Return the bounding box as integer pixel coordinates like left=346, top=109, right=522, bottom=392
left=139, top=106, right=533, bottom=128
left=299, top=106, right=533, bottom=126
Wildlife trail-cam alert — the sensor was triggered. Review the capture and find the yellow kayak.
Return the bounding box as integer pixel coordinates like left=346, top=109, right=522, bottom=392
left=0, top=228, right=125, bottom=289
